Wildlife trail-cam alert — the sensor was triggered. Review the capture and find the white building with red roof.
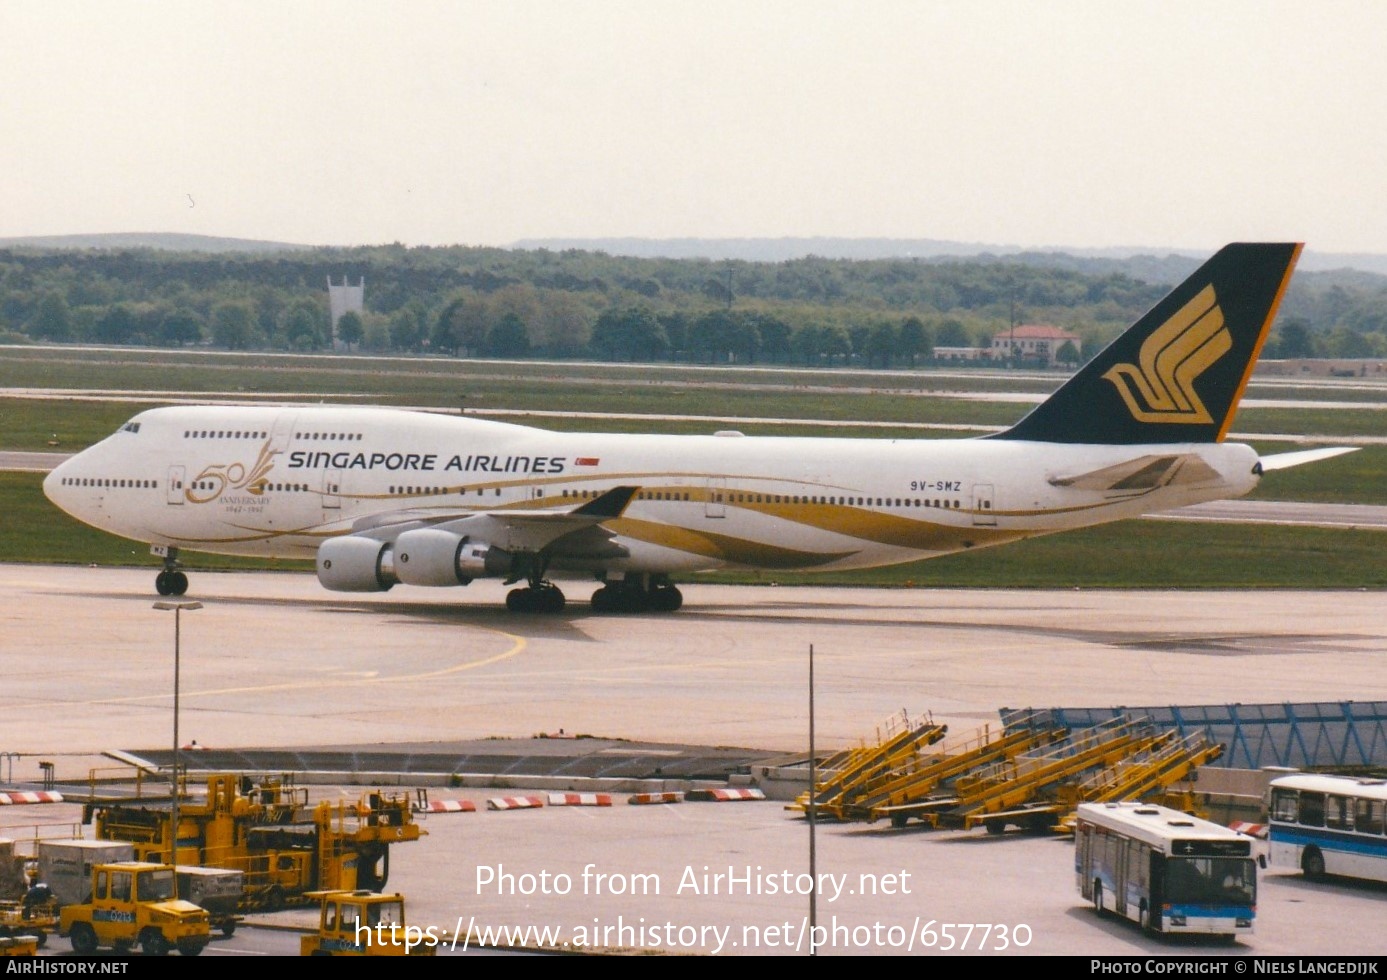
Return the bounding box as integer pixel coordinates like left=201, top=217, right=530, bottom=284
left=990, top=324, right=1081, bottom=366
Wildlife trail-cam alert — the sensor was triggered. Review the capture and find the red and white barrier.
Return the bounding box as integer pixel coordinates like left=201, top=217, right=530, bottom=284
left=628, top=791, right=684, bottom=805
left=0, top=792, right=63, bottom=805
left=486, top=796, right=544, bottom=811
left=688, top=788, right=766, bottom=802
left=1230, top=821, right=1268, bottom=839
left=415, top=799, right=477, bottom=814
left=547, top=792, right=613, bottom=807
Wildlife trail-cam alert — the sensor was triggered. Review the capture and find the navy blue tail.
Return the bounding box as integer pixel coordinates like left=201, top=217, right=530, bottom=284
left=991, top=243, right=1301, bottom=445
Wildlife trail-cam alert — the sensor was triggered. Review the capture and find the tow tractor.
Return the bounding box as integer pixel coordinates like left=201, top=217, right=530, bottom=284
left=301, top=890, right=437, bottom=957
left=59, top=862, right=210, bottom=957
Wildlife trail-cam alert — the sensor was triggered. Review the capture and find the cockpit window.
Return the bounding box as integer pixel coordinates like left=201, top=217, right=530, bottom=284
left=121, top=422, right=141, bottom=434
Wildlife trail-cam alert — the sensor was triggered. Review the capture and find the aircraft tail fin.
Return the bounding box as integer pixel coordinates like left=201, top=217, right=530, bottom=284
left=991, top=242, right=1302, bottom=444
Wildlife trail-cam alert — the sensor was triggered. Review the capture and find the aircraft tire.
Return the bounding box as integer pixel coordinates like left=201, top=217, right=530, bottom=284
left=170, top=571, right=189, bottom=595
left=650, top=586, right=683, bottom=612
left=155, top=571, right=172, bottom=596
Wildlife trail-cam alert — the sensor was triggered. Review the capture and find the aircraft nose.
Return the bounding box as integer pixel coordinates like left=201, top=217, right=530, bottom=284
left=42, top=455, right=76, bottom=512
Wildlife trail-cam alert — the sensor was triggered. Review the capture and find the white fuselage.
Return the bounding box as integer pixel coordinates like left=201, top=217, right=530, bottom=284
left=43, top=405, right=1261, bottom=580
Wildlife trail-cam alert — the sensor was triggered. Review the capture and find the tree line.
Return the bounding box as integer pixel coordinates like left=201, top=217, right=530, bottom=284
left=2, top=244, right=1384, bottom=365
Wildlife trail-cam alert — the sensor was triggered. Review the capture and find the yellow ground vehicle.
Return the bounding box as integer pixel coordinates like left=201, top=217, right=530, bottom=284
left=301, top=890, right=437, bottom=956
left=58, top=862, right=210, bottom=957
left=0, top=934, right=38, bottom=957
left=89, top=775, right=424, bottom=911
left=0, top=896, right=58, bottom=949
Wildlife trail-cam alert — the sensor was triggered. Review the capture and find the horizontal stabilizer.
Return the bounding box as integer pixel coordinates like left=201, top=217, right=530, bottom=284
left=1257, top=446, right=1359, bottom=472
left=1050, top=454, right=1222, bottom=493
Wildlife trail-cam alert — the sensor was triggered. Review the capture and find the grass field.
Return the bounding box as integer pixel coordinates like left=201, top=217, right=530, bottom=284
left=5, top=346, right=1387, bottom=442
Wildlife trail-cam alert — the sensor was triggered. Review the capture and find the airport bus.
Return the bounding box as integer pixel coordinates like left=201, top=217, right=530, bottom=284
left=1267, top=772, right=1387, bottom=882
left=1075, top=802, right=1256, bottom=938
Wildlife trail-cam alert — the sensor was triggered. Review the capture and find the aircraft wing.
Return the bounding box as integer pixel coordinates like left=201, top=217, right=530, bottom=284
left=1048, top=454, right=1223, bottom=493
left=346, top=485, right=638, bottom=556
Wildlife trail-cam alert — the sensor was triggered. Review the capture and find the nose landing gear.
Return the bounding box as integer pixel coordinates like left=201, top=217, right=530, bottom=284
left=153, top=546, right=189, bottom=596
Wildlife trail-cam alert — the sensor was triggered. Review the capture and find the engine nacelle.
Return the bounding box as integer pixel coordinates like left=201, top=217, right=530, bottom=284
left=393, top=529, right=492, bottom=587
left=317, top=535, right=398, bottom=593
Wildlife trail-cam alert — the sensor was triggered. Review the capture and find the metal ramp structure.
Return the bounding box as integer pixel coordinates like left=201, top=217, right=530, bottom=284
left=1051, top=729, right=1226, bottom=832
left=783, top=703, right=1378, bottom=835
left=788, top=711, right=1231, bottom=833
left=1003, top=701, right=1387, bottom=770
left=861, top=721, right=1068, bottom=827
left=788, top=710, right=947, bottom=819
left=930, top=716, right=1159, bottom=834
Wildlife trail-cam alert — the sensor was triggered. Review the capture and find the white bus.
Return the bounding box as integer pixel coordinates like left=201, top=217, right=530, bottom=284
left=1075, top=802, right=1256, bottom=938
left=1267, top=773, right=1387, bottom=882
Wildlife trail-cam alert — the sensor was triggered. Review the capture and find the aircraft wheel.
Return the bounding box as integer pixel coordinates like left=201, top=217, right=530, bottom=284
left=650, top=586, right=683, bottom=612
left=590, top=587, right=614, bottom=612
left=155, top=571, right=173, bottom=596
left=506, top=588, right=532, bottom=612
left=539, top=586, right=565, bottom=613
left=169, top=571, right=189, bottom=596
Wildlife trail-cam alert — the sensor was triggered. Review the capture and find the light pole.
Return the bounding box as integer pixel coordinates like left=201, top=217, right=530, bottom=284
left=154, top=600, right=201, bottom=876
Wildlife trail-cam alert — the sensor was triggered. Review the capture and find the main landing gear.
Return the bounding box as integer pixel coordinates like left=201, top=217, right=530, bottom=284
left=504, top=555, right=566, bottom=613
left=505, top=583, right=566, bottom=613
left=590, top=574, right=683, bottom=613
left=153, top=546, right=189, bottom=597
left=502, top=572, right=684, bottom=615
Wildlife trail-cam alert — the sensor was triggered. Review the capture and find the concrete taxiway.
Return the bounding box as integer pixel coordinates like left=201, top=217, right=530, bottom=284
left=3, top=564, right=1387, bottom=957
left=5, top=564, right=1387, bottom=759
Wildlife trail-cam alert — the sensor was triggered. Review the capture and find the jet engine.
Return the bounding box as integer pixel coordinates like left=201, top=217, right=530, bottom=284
left=316, top=535, right=399, bottom=592
left=393, top=529, right=496, bottom=587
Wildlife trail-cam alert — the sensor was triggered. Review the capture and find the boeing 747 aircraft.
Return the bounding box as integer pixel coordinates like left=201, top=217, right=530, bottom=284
left=43, top=243, right=1353, bottom=613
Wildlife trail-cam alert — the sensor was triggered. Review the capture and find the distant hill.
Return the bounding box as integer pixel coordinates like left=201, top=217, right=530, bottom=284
left=0, top=232, right=309, bottom=253
left=6, top=232, right=1385, bottom=279
left=513, top=237, right=1387, bottom=279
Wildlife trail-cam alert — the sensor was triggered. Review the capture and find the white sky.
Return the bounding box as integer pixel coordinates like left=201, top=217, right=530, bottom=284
left=4, top=1, right=1386, bottom=253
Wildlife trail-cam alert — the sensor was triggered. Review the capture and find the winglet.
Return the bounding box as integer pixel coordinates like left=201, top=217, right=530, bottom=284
left=571, top=486, right=639, bottom=519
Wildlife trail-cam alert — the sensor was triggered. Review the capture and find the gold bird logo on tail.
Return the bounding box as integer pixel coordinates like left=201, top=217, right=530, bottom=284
left=1102, top=284, right=1230, bottom=424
